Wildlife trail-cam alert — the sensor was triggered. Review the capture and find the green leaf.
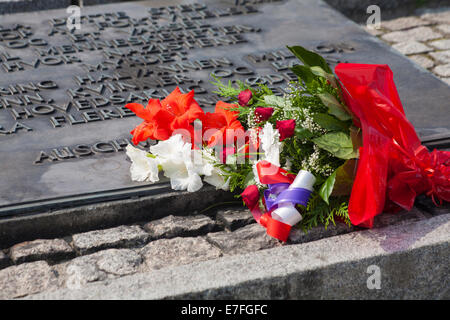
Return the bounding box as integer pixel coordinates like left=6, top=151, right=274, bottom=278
left=313, top=132, right=357, bottom=159
left=243, top=171, right=256, bottom=187
left=310, top=66, right=338, bottom=88
left=291, top=65, right=317, bottom=87
left=287, top=45, right=333, bottom=73
left=319, top=170, right=337, bottom=205
left=317, top=93, right=351, bottom=121
left=294, top=126, right=314, bottom=140
left=313, top=113, right=350, bottom=132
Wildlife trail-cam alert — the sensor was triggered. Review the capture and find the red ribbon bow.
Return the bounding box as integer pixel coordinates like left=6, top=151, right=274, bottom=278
left=335, top=63, right=450, bottom=227
left=241, top=161, right=297, bottom=242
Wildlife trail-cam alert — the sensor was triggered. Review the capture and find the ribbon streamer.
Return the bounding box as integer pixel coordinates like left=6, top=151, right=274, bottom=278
left=241, top=161, right=315, bottom=242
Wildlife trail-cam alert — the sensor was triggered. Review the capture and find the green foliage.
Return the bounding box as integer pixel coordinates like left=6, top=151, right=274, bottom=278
left=318, top=92, right=352, bottom=121
left=287, top=45, right=333, bottom=73
left=299, top=193, right=351, bottom=232
left=313, top=113, right=350, bottom=132
left=319, top=170, right=337, bottom=205
left=313, top=132, right=357, bottom=160
left=210, top=44, right=357, bottom=232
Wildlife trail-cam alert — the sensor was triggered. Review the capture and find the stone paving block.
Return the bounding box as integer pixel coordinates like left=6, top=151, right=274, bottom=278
left=0, top=261, right=57, bottom=299
left=206, top=224, right=280, bottom=255
left=421, top=9, right=450, bottom=24
left=409, top=54, right=435, bottom=69
left=429, top=50, right=450, bottom=64
left=289, top=222, right=354, bottom=244
left=362, top=26, right=384, bottom=36
left=143, top=215, right=216, bottom=240
left=392, top=41, right=433, bottom=55
left=436, top=24, right=450, bottom=35
left=141, top=237, right=222, bottom=270
left=9, top=239, right=75, bottom=264
left=382, top=27, right=442, bottom=43
left=216, top=208, right=255, bottom=231
left=64, top=249, right=142, bottom=290
left=429, top=39, right=450, bottom=50
left=382, top=16, right=432, bottom=31
left=71, top=225, right=149, bottom=255
left=0, top=250, right=10, bottom=269
left=433, top=63, right=450, bottom=77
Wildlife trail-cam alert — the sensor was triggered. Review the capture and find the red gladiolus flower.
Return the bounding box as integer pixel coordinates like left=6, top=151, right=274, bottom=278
left=202, top=101, right=244, bottom=147
left=254, top=107, right=274, bottom=123
left=125, top=87, right=204, bottom=145
left=238, top=89, right=252, bottom=106
left=276, top=119, right=296, bottom=141
left=241, top=184, right=260, bottom=210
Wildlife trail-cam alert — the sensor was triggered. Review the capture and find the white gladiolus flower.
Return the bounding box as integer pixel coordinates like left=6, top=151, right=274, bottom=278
left=260, top=122, right=281, bottom=167
left=201, top=147, right=230, bottom=191
left=126, top=145, right=160, bottom=183
left=150, top=134, right=205, bottom=192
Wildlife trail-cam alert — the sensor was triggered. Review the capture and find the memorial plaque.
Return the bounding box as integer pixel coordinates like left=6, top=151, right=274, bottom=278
left=1, top=0, right=449, bottom=217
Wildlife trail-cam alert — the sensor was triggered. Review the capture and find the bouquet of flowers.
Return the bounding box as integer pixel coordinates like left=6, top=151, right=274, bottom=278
left=124, top=45, right=450, bottom=242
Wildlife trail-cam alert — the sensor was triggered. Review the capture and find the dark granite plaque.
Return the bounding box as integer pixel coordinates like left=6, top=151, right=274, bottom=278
left=0, top=0, right=449, bottom=217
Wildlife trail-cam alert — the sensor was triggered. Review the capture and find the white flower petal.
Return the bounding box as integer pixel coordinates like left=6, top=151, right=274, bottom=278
left=169, top=169, right=203, bottom=192
left=126, top=145, right=160, bottom=183
left=260, top=122, right=281, bottom=166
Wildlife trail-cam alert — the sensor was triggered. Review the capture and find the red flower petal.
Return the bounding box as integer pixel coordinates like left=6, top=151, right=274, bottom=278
left=276, top=119, right=296, bottom=141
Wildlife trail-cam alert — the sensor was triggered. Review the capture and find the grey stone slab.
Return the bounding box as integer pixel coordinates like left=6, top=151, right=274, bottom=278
left=206, top=223, right=280, bottom=255
left=63, top=248, right=142, bottom=290
left=382, top=27, right=442, bottom=43
left=382, top=16, right=432, bottom=31
left=215, top=207, right=255, bottom=231
left=141, top=236, right=222, bottom=270
left=9, top=238, right=75, bottom=264
left=414, top=195, right=450, bottom=216
left=0, top=250, right=10, bottom=269
left=71, top=225, right=149, bottom=254
left=0, top=0, right=449, bottom=220
left=441, top=77, right=450, bottom=86
left=0, top=0, right=71, bottom=15
left=392, top=41, right=433, bottom=55
left=289, top=207, right=429, bottom=244
left=143, top=214, right=216, bottom=240
left=25, top=213, right=450, bottom=299
left=0, top=261, right=58, bottom=299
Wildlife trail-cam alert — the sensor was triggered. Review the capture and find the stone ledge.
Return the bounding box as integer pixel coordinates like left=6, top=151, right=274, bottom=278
left=0, top=186, right=234, bottom=248
left=25, top=213, right=450, bottom=299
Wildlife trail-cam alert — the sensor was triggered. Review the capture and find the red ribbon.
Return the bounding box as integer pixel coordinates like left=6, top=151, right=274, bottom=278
left=335, top=63, right=450, bottom=227
left=241, top=161, right=296, bottom=242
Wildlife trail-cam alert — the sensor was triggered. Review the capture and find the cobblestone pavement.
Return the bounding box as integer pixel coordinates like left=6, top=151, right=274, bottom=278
left=364, top=7, right=450, bottom=86
left=0, top=197, right=447, bottom=299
